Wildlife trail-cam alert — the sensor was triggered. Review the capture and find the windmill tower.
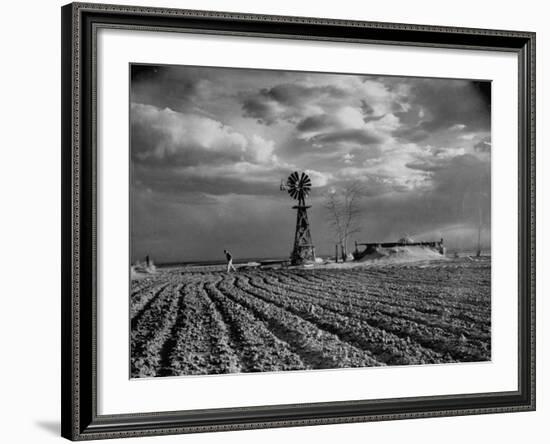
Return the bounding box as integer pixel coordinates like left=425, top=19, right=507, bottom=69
left=281, top=172, right=315, bottom=265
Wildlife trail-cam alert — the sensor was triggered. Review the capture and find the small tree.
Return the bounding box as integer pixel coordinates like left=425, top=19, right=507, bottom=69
left=323, top=182, right=365, bottom=261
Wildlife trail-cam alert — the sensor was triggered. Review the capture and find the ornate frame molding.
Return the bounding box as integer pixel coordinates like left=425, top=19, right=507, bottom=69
left=61, top=3, right=535, bottom=440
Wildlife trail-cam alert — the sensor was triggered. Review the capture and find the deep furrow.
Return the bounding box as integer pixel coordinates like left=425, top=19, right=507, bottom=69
left=265, top=272, right=442, bottom=316
left=199, top=283, right=244, bottom=373
left=158, top=279, right=242, bottom=376
left=130, top=282, right=170, bottom=325
left=277, top=270, right=448, bottom=306
left=216, top=277, right=382, bottom=369
left=157, top=283, right=190, bottom=376
left=131, top=283, right=183, bottom=377
left=266, top=271, right=491, bottom=327
left=232, top=275, right=437, bottom=366
left=205, top=277, right=306, bottom=373
left=235, top=274, right=475, bottom=364
left=130, top=279, right=155, bottom=298
left=337, top=265, right=486, bottom=286
left=244, top=275, right=489, bottom=362
left=337, top=268, right=491, bottom=305
left=275, top=270, right=490, bottom=316
left=257, top=274, right=490, bottom=338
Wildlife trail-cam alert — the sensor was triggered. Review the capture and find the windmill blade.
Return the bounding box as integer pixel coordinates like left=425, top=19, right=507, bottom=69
left=284, top=171, right=312, bottom=201
left=287, top=174, right=298, bottom=188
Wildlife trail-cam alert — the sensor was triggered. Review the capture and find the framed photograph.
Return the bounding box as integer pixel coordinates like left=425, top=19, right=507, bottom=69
left=61, top=2, right=535, bottom=440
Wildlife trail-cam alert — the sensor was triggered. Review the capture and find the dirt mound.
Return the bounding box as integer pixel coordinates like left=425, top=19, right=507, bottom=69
left=356, top=245, right=445, bottom=264
left=131, top=261, right=157, bottom=279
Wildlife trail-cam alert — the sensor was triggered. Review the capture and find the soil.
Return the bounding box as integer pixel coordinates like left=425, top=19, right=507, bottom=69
left=130, top=256, right=491, bottom=378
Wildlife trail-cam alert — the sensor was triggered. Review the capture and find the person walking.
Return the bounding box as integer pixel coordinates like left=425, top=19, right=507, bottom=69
left=224, top=249, right=237, bottom=273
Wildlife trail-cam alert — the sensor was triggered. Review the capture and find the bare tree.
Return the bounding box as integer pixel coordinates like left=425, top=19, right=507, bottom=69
left=323, top=182, right=365, bottom=261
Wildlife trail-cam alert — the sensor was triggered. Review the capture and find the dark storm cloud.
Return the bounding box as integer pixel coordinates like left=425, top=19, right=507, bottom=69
left=392, top=79, right=491, bottom=143
left=324, top=173, right=410, bottom=198
left=296, top=116, right=383, bottom=146
left=296, top=114, right=336, bottom=132
left=405, top=161, right=447, bottom=172
left=474, top=136, right=492, bottom=153
left=360, top=100, right=375, bottom=116
left=392, top=126, right=430, bottom=143
left=133, top=164, right=284, bottom=198
left=431, top=155, right=490, bottom=196
left=359, top=100, right=386, bottom=123
left=296, top=113, right=386, bottom=140
left=130, top=64, right=209, bottom=114
left=131, top=64, right=161, bottom=82
left=417, top=80, right=491, bottom=132
left=309, top=128, right=383, bottom=146
left=339, top=155, right=490, bottom=244
left=275, top=132, right=384, bottom=169
left=259, top=83, right=347, bottom=106
left=241, top=96, right=279, bottom=125
left=132, top=190, right=297, bottom=263
left=241, top=83, right=348, bottom=124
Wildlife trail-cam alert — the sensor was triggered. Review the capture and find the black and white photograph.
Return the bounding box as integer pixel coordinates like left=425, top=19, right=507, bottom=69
left=129, top=64, right=492, bottom=378
left=1, top=0, right=543, bottom=442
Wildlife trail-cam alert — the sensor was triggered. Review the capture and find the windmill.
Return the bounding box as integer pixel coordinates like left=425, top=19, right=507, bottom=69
left=281, top=171, right=316, bottom=265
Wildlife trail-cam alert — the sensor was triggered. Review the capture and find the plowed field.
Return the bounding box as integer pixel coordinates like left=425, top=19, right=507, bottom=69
left=130, top=257, right=491, bottom=378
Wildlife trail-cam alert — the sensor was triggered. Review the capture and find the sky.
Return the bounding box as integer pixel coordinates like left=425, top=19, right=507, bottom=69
left=130, top=64, right=491, bottom=263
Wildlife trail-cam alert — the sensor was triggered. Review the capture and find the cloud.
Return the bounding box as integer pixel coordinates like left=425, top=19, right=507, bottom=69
left=392, top=126, right=430, bottom=143
left=132, top=189, right=298, bottom=263
left=342, top=153, right=354, bottom=164
left=134, top=162, right=287, bottom=197
left=131, top=103, right=277, bottom=167
left=449, top=123, right=467, bottom=131
left=392, top=79, right=491, bottom=143
left=131, top=102, right=293, bottom=199
left=432, top=154, right=489, bottom=192
left=309, top=128, right=382, bottom=146
left=129, top=64, right=492, bottom=261
left=296, top=114, right=336, bottom=132
left=405, top=161, right=447, bottom=172
left=241, top=83, right=348, bottom=125
left=333, top=153, right=491, bottom=250
left=474, top=136, right=492, bottom=153
left=131, top=65, right=217, bottom=116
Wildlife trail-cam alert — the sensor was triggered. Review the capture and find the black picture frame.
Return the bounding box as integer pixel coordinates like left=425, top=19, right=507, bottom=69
left=61, top=2, right=536, bottom=440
